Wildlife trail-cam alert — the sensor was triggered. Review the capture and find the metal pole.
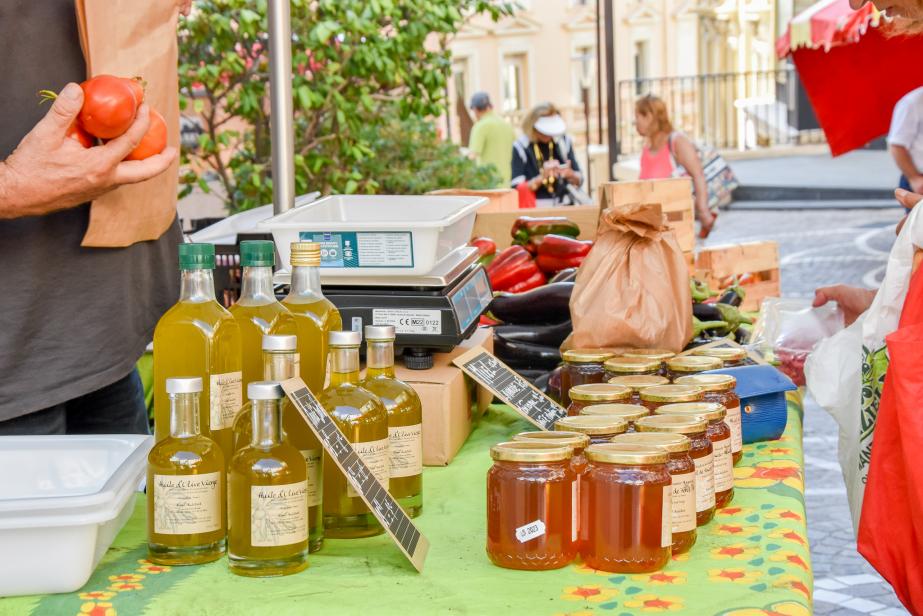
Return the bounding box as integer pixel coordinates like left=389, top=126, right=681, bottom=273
left=604, top=0, right=618, bottom=180
left=595, top=0, right=603, bottom=145
left=268, top=0, right=295, bottom=215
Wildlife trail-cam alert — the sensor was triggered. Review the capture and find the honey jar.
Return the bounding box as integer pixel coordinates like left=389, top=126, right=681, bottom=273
left=578, top=403, right=650, bottom=431
left=567, top=383, right=632, bottom=416
left=560, top=349, right=616, bottom=408
left=692, top=346, right=748, bottom=367
left=675, top=374, right=742, bottom=464
left=664, top=355, right=723, bottom=381
left=608, top=375, right=670, bottom=404
left=555, top=415, right=629, bottom=444
left=639, top=384, right=705, bottom=413
left=603, top=357, right=662, bottom=381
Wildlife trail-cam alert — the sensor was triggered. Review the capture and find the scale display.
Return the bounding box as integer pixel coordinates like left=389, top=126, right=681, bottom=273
left=448, top=267, right=492, bottom=333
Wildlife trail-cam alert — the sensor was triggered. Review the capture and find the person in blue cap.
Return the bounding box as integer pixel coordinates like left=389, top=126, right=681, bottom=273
left=467, top=92, right=516, bottom=188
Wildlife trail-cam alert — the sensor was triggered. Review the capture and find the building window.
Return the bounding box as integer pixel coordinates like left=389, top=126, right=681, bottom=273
left=502, top=53, right=528, bottom=113
left=572, top=44, right=595, bottom=104
left=634, top=40, right=649, bottom=94
left=452, top=58, right=474, bottom=145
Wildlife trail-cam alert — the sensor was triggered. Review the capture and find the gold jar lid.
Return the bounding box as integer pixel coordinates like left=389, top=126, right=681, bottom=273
left=693, top=347, right=748, bottom=362
left=675, top=374, right=737, bottom=393
left=562, top=348, right=616, bottom=364
left=569, top=383, right=632, bottom=402
left=490, top=441, right=573, bottom=462
left=555, top=415, right=629, bottom=436
left=611, top=432, right=691, bottom=453
left=579, top=403, right=649, bottom=422
left=608, top=374, right=670, bottom=391
left=586, top=443, right=668, bottom=465
left=604, top=356, right=662, bottom=374
left=656, top=402, right=727, bottom=422
left=666, top=355, right=723, bottom=373
left=622, top=348, right=677, bottom=361
left=636, top=414, right=708, bottom=435
left=290, top=241, right=321, bottom=267
left=639, top=384, right=704, bottom=403
left=513, top=430, right=591, bottom=450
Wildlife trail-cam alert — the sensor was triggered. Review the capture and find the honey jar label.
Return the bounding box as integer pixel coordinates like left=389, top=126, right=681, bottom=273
left=388, top=424, right=423, bottom=478
left=661, top=485, right=672, bottom=548
left=300, top=449, right=322, bottom=508
left=694, top=453, right=716, bottom=512
left=671, top=472, right=697, bottom=533
left=347, top=438, right=390, bottom=498
left=209, top=371, right=242, bottom=430
left=714, top=438, right=735, bottom=492
left=726, top=403, right=743, bottom=453
left=153, top=472, right=221, bottom=535
left=250, top=481, right=308, bottom=547
left=515, top=520, right=546, bottom=543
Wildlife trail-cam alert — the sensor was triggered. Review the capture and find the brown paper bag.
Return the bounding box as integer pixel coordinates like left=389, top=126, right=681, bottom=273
left=566, top=203, right=693, bottom=352
left=76, top=0, right=180, bottom=248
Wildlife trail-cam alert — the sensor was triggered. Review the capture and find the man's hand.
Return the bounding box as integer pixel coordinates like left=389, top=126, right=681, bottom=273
left=908, top=176, right=923, bottom=195
left=0, top=83, right=177, bottom=220
left=813, top=285, right=876, bottom=327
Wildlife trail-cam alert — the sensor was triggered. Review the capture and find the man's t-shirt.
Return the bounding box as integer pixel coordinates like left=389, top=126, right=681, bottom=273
left=468, top=112, right=516, bottom=187
left=889, top=86, right=923, bottom=173
left=0, top=0, right=182, bottom=422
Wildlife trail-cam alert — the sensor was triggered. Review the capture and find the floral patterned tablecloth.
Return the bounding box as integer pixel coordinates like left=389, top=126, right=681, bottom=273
left=0, top=395, right=810, bottom=616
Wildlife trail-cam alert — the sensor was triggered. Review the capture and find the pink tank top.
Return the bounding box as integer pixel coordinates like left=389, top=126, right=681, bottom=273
left=639, top=138, right=675, bottom=180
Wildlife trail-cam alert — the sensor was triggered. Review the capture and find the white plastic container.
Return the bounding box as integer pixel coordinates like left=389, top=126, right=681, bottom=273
left=0, top=435, right=152, bottom=597
left=259, top=194, right=486, bottom=277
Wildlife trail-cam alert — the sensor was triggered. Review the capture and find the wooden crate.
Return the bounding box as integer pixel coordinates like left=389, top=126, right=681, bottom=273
left=471, top=204, right=602, bottom=249
left=597, top=178, right=696, bottom=253
left=695, top=241, right=781, bottom=311
left=428, top=188, right=518, bottom=213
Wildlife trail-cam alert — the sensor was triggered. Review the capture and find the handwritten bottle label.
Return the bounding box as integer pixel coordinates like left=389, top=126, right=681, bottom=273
left=671, top=472, right=697, bottom=533
left=515, top=520, right=546, bottom=543
left=153, top=472, right=221, bottom=535
left=726, top=403, right=743, bottom=454
left=209, top=371, right=242, bottom=431
left=250, top=481, right=308, bottom=547
left=662, top=485, right=673, bottom=548
left=300, top=449, right=323, bottom=508
left=694, top=453, right=716, bottom=512
left=346, top=437, right=390, bottom=498
left=714, top=437, right=735, bottom=493
left=388, top=424, right=422, bottom=479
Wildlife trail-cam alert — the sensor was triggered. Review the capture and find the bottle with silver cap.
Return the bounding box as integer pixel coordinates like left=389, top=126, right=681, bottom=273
left=318, top=330, right=388, bottom=538
left=232, top=334, right=325, bottom=553
left=147, top=377, right=226, bottom=566
left=282, top=241, right=342, bottom=393
left=228, top=381, right=308, bottom=577
left=360, top=325, right=423, bottom=517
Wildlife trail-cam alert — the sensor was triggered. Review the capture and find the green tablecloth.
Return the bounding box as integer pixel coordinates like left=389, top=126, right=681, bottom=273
left=2, top=396, right=811, bottom=616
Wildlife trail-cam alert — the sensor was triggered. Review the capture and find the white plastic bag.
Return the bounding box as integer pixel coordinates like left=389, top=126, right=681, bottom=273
left=806, top=204, right=923, bottom=534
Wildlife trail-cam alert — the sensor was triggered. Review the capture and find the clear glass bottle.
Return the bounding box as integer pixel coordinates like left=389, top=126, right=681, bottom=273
left=282, top=242, right=343, bottom=393
left=233, top=335, right=324, bottom=553
left=154, top=243, right=242, bottom=465
left=229, top=240, right=297, bottom=395
left=319, top=331, right=389, bottom=538
left=147, top=377, right=226, bottom=565
left=360, top=325, right=423, bottom=518
left=228, top=382, right=308, bottom=577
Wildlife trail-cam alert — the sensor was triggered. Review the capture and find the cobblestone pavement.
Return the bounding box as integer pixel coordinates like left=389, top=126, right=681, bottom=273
left=707, top=208, right=909, bottom=615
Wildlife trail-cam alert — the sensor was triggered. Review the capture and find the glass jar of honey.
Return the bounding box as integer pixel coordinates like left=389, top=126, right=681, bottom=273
left=692, top=346, right=748, bottom=367
left=487, top=442, right=577, bottom=570
left=639, top=384, right=705, bottom=413
left=579, top=403, right=649, bottom=431
left=560, top=349, right=616, bottom=408
left=582, top=443, right=672, bottom=573
left=567, top=383, right=632, bottom=416
left=675, top=374, right=742, bottom=465
left=603, top=357, right=662, bottom=381
left=664, top=355, right=723, bottom=381
left=611, top=432, right=696, bottom=555
left=622, top=349, right=676, bottom=375
left=656, top=403, right=734, bottom=509
left=635, top=415, right=715, bottom=526
left=608, top=375, right=670, bottom=404
left=556, top=415, right=629, bottom=444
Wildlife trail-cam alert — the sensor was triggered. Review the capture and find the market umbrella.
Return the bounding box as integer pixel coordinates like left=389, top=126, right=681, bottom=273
left=777, top=0, right=923, bottom=156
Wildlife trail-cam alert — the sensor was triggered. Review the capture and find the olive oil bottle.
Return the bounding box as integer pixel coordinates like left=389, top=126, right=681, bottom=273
left=153, top=243, right=242, bottom=464
left=229, top=240, right=296, bottom=395
left=360, top=325, right=423, bottom=517
left=228, top=382, right=308, bottom=577
left=233, top=335, right=324, bottom=552
left=147, top=377, right=226, bottom=565
left=319, top=331, right=389, bottom=538
left=281, top=242, right=342, bottom=393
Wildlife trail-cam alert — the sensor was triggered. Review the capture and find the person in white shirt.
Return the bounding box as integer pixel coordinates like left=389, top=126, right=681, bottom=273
left=888, top=86, right=923, bottom=196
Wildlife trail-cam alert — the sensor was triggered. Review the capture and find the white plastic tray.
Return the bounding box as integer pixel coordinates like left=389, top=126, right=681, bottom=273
left=0, top=434, right=152, bottom=597
left=258, top=194, right=486, bottom=277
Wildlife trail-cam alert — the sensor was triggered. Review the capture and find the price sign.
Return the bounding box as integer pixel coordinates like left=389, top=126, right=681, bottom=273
left=452, top=347, right=566, bottom=431
left=280, top=378, right=430, bottom=572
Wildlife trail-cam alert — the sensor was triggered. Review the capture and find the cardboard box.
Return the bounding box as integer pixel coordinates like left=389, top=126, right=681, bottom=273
left=392, top=327, right=494, bottom=466
left=471, top=204, right=602, bottom=249
left=429, top=188, right=518, bottom=213
left=695, top=241, right=781, bottom=311
left=598, top=178, right=696, bottom=253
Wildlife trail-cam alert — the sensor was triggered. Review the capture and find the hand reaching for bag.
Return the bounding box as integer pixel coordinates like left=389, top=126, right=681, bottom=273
left=813, top=285, right=876, bottom=327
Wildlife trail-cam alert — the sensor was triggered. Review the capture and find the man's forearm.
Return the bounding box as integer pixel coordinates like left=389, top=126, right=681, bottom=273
left=0, top=161, right=21, bottom=219
left=891, top=144, right=920, bottom=180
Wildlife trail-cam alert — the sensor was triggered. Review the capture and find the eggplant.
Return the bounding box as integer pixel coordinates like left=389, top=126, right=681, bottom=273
left=692, top=302, right=723, bottom=322
left=533, top=371, right=551, bottom=394
left=549, top=268, right=578, bottom=284
left=489, top=282, right=573, bottom=325
left=494, top=320, right=572, bottom=348
left=718, top=288, right=743, bottom=307
left=493, top=335, right=562, bottom=370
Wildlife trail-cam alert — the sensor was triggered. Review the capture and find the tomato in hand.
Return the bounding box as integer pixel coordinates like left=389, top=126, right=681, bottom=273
left=124, top=109, right=167, bottom=161
left=123, top=77, right=144, bottom=106
left=78, top=74, right=139, bottom=139
left=66, top=123, right=95, bottom=148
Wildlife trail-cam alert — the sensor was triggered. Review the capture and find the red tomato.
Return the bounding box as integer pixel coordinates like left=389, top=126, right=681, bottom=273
left=125, top=109, right=167, bottom=161
left=78, top=75, right=139, bottom=139
left=66, top=123, right=95, bottom=148
left=123, top=77, right=144, bottom=106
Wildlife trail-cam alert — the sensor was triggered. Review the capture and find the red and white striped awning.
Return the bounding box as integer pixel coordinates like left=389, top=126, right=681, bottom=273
left=776, top=0, right=881, bottom=57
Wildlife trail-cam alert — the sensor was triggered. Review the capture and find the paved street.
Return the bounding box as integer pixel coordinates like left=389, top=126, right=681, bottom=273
left=707, top=207, right=909, bottom=615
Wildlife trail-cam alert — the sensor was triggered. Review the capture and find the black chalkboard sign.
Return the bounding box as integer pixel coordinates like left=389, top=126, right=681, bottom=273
left=453, top=347, right=566, bottom=430
left=280, top=378, right=429, bottom=572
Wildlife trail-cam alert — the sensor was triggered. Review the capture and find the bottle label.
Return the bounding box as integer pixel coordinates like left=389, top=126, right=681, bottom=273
left=300, top=449, right=322, bottom=508
left=714, top=437, right=735, bottom=493
left=250, top=481, right=308, bottom=547
left=388, top=424, right=422, bottom=479
left=210, top=371, right=242, bottom=431
left=671, top=472, right=697, bottom=533
left=346, top=438, right=390, bottom=498
left=726, top=403, right=743, bottom=454
left=662, top=484, right=673, bottom=548
left=515, top=520, right=546, bottom=543
left=153, top=472, right=221, bottom=535
left=694, top=452, right=716, bottom=512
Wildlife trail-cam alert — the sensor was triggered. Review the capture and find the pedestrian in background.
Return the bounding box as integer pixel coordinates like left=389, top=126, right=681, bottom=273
left=511, top=102, right=583, bottom=206
left=888, top=85, right=923, bottom=201
left=468, top=92, right=516, bottom=188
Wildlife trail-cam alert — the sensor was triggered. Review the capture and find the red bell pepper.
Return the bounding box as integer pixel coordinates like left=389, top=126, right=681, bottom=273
left=489, top=249, right=540, bottom=291
left=470, top=237, right=496, bottom=258
left=487, top=245, right=529, bottom=274
left=535, top=234, right=592, bottom=258
left=536, top=253, right=585, bottom=274
left=504, top=270, right=546, bottom=293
